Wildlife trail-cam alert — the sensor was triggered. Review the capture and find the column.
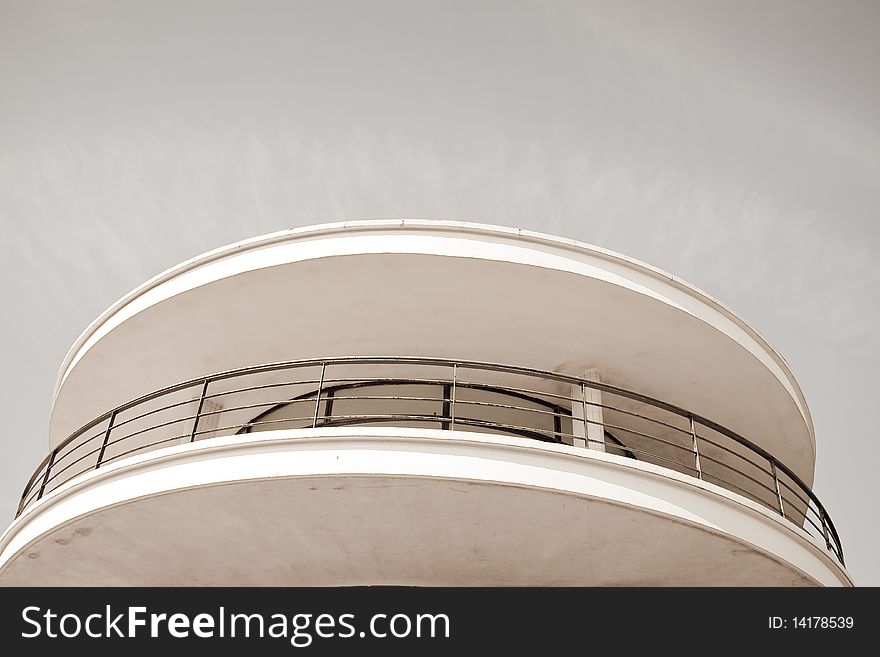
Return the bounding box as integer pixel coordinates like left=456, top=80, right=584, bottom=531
left=571, top=368, right=605, bottom=452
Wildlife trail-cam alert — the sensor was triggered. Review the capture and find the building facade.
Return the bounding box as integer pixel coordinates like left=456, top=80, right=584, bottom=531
left=0, top=220, right=851, bottom=585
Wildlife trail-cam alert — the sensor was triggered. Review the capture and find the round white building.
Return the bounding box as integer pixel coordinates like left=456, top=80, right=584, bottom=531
left=0, top=220, right=851, bottom=586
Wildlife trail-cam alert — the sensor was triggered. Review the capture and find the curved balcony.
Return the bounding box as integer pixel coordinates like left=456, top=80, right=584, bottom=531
left=16, top=356, right=844, bottom=566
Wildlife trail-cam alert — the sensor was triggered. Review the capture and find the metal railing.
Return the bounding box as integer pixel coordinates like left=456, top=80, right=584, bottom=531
left=18, top=356, right=844, bottom=565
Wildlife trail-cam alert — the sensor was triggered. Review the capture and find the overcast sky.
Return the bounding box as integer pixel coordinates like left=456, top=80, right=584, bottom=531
left=1, top=0, right=878, bottom=584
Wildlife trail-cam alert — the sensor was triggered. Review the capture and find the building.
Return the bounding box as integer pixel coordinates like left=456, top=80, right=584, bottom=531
left=0, top=220, right=851, bottom=585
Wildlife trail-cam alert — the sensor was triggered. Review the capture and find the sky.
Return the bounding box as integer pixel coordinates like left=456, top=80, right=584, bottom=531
left=0, top=0, right=878, bottom=584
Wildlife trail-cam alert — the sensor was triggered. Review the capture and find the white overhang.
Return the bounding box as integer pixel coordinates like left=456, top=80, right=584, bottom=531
left=47, top=220, right=816, bottom=483
left=0, top=429, right=849, bottom=587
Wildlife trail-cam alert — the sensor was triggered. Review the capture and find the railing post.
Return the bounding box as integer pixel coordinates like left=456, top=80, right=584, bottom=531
left=689, top=414, right=702, bottom=480
left=820, top=508, right=832, bottom=552
left=312, top=362, right=326, bottom=428
left=37, top=449, right=57, bottom=501
left=582, top=369, right=605, bottom=452
left=567, top=383, right=588, bottom=448
left=324, top=387, right=335, bottom=422
left=190, top=379, right=210, bottom=443
left=95, top=409, right=118, bottom=469
left=450, top=363, right=457, bottom=430
left=441, top=383, right=451, bottom=430
left=770, top=461, right=785, bottom=517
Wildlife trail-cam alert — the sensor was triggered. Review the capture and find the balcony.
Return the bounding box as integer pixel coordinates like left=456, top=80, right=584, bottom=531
left=17, top=356, right=843, bottom=566
left=1, top=222, right=848, bottom=586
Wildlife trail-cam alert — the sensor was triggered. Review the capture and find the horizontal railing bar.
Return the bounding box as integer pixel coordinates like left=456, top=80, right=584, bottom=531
left=319, top=395, right=570, bottom=420
left=193, top=396, right=576, bottom=431
left=450, top=381, right=703, bottom=439
left=100, top=434, right=191, bottom=465
left=109, top=397, right=204, bottom=432
left=779, top=492, right=810, bottom=520
left=202, top=415, right=322, bottom=436
left=48, top=378, right=211, bottom=459
left=776, top=476, right=812, bottom=507
left=302, top=376, right=452, bottom=388
left=37, top=356, right=780, bottom=467
left=694, top=453, right=780, bottom=498
left=18, top=459, right=53, bottom=510
left=205, top=415, right=451, bottom=440
left=232, top=413, right=568, bottom=444
left=595, top=406, right=693, bottom=436
left=458, top=394, right=693, bottom=438
left=22, top=483, right=43, bottom=508
left=44, top=429, right=106, bottom=468
left=193, top=398, right=314, bottom=419
left=303, top=378, right=573, bottom=413
left=32, top=356, right=796, bottom=474
left=203, top=378, right=324, bottom=401
left=799, top=509, right=828, bottom=541
left=695, top=434, right=777, bottom=477
left=443, top=417, right=565, bottom=442
left=327, top=414, right=560, bottom=442
left=446, top=379, right=579, bottom=409
left=36, top=356, right=631, bottom=460
left=599, top=423, right=696, bottom=453
left=103, top=415, right=196, bottom=448
left=43, top=444, right=104, bottom=486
